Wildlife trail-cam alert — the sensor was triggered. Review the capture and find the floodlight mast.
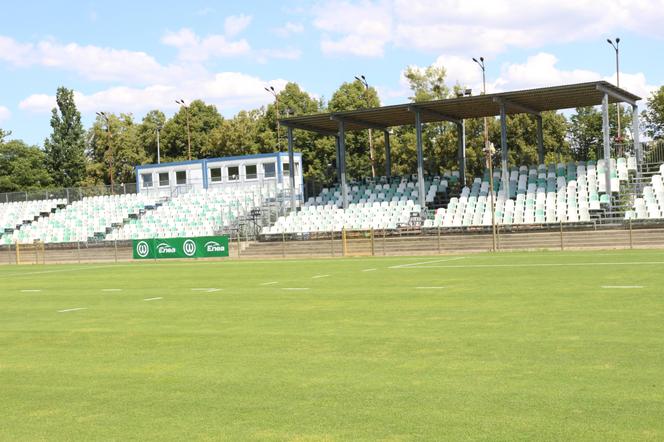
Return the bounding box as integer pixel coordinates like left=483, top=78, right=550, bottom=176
left=175, top=99, right=192, bottom=160
left=607, top=38, right=621, bottom=142
left=265, top=86, right=281, bottom=150
left=473, top=56, right=497, bottom=251
left=96, top=111, right=115, bottom=193
left=355, top=74, right=376, bottom=178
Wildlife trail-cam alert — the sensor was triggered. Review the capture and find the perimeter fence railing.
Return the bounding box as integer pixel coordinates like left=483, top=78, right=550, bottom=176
left=3, top=219, right=664, bottom=265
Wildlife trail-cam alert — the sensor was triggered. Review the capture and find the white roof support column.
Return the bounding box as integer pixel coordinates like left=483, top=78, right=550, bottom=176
left=602, top=92, right=613, bottom=209
left=457, top=121, right=466, bottom=188
left=499, top=101, right=510, bottom=198
left=287, top=126, right=297, bottom=213
left=536, top=115, right=544, bottom=164
left=414, top=109, right=426, bottom=211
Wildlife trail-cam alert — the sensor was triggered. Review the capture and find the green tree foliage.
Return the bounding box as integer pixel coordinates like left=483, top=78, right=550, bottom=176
left=0, top=128, right=11, bottom=143
left=44, top=87, right=86, bottom=187
left=328, top=79, right=381, bottom=179
left=137, top=110, right=166, bottom=163
left=568, top=105, right=631, bottom=161
left=403, top=65, right=449, bottom=102
left=643, top=86, right=664, bottom=140
left=87, top=113, right=148, bottom=187
left=0, top=139, right=53, bottom=192
left=161, top=100, right=224, bottom=161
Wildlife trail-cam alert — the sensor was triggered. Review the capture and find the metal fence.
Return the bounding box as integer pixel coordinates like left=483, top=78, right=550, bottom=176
left=3, top=221, right=662, bottom=265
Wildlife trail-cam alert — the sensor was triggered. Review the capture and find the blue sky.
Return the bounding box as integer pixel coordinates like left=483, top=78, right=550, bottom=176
left=1, top=0, right=663, bottom=146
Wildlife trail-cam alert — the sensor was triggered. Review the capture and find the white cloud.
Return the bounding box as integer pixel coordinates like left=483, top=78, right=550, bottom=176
left=224, top=14, right=253, bottom=37
left=162, top=28, right=251, bottom=62
left=273, top=22, right=305, bottom=37
left=19, top=74, right=290, bottom=116
left=312, top=0, right=664, bottom=56
left=314, top=0, right=392, bottom=56
left=0, top=35, right=186, bottom=85
left=0, top=105, right=10, bottom=122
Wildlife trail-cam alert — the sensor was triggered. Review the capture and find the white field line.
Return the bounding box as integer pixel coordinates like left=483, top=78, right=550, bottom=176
left=312, top=274, right=329, bottom=279
left=282, top=288, right=310, bottom=291
left=601, top=285, right=644, bottom=289
left=21, top=289, right=42, bottom=293
left=389, top=257, right=465, bottom=269
left=58, top=307, right=87, bottom=313
left=362, top=268, right=377, bottom=272
left=401, top=261, right=664, bottom=269
left=191, top=288, right=222, bottom=292
left=1, top=264, right=126, bottom=279
left=416, top=286, right=446, bottom=289
left=144, top=297, right=163, bottom=301
left=260, top=281, right=278, bottom=286
left=102, top=288, right=122, bottom=292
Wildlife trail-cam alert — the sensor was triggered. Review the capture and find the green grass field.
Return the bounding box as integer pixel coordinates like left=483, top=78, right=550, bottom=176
left=1, top=250, right=664, bottom=441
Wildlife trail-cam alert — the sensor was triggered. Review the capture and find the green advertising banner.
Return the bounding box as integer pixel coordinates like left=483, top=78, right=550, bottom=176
left=133, top=236, right=229, bottom=260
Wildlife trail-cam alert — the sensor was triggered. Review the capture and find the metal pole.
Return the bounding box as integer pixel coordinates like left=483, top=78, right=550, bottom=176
left=287, top=127, right=297, bottom=213
left=536, top=115, right=544, bottom=164
left=629, top=218, right=633, bottom=249
left=499, top=102, right=509, bottom=198
left=338, top=121, right=348, bottom=209
left=156, top=127, right=161, bottom=164
left=335, top=136, right=342, bottom=183
left=370, top=228, right=375, bottom=256
left=616, top=43, right=621, bottom=140
left=415, top=110, right=426, bottom=210
left=384, top=130, right=391, bottom=179
left=186, top=107, right=192, bottom=161
left=602, top=93, right=612, bottom=209
left=559, top=221, right=564, bottom=251
left=437, top=226, right=441, bottom=254
left=457, top=121, right=466, bottom=187
left=632, top=104, right=642, bottom=190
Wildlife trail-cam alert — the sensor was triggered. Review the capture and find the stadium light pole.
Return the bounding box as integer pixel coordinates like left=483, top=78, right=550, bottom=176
left=175, top=99, right=192, bottom=160
left=156, top=123, right=163, bottom=164
left=473, top=56, right=497, bottom=251
left=96, top=111, right=115, bottom=193
left=355, top=75, right=376, bottom=178
left=607, top=38, right=621, bottom=143
left=265, top=86, right=281, bottom=150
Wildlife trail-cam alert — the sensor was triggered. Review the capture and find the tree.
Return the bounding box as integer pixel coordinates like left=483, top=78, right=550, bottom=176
left=0, top=139, right=53, bottom=192
left=87, top=113, right=148, bottom=187
left=328, top=79, right=381, bottom=179
left=137, top=110, right=166, bottom=163
left=0, top=128, right=11, bottom=143
left=403, top=65, right=450, bottom=102
left=161, top=100, right=224, bottom=161
left=643, top=86, right=664, bottom=140
left=568, top=105, right=631, bottom=161
left=44, top=87, right=86, bottom=187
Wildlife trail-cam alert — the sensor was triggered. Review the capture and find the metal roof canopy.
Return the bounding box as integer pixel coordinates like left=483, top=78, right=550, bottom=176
left=280, top=81, right=640, bottom=134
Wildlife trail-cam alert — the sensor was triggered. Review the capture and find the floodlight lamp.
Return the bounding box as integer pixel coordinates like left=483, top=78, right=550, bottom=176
left=616, top=37, right=620, bottom=44
left=480, top=56, right=484, bottom=62
left=464, top=88, right=472, bottom=96
left=472, top=57, right=478, bottom=63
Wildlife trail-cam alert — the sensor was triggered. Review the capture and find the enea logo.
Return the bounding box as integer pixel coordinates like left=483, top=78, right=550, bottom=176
left=204, top=241, right=226, bottom=253
left=157, top=242, right=177, bottom=254
left=136, top=241, right=150, bottom=258
left=183, top=239, right=197, bottom=257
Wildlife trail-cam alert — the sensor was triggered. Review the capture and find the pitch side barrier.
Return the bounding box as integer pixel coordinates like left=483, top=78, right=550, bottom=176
left=133, top=236, right=230, bottom=260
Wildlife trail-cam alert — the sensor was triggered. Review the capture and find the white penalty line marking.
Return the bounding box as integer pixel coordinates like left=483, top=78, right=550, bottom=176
left=260, top=281, right=278, bottom=286
left=404, top=261, right=664, bottom=269
left=191, top=288, right=222, bottom=292
left=362, top=268, right=377, bottom=272
left=21, top=289, right=42, bottom=293
left=58, top=307, right=87, bottom=313
left=102, top=288, right=122, bottom=292
left=601, top=285, right=644, bottom=289
left=144, top=297, right=163, bottom=301
left=312, top=274, right=329, bottom=279
left=282, top=288, right=310, bottom=291
left=389, top=257, right=465, bottom=269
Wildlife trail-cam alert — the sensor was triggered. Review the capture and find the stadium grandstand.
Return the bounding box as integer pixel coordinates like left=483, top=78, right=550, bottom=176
left=2, top=81, right=664, bottom=253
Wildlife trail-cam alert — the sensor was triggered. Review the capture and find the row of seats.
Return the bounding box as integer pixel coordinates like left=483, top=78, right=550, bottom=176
left=106, top=185, right=270, bottom=241
left=263, top=157, right=635, bottom=235
left=0, top=199, right=65, bottom=233
left=5, top=194, right=160, bottom=245
left=626, top=164, right=664, bottom=220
